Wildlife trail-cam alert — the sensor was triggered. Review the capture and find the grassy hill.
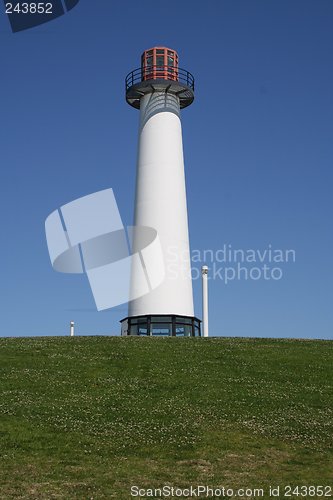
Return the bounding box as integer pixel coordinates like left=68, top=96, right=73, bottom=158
left=0, top=336, right=332, bottom=499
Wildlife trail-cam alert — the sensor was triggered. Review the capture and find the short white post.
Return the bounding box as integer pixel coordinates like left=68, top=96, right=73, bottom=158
left=202, top=266, right=209, bottom=337
left=70, top=321, right=75, bottom=337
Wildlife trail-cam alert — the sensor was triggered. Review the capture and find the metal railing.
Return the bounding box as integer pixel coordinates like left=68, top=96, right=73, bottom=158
left=125, top=66, right=195, bottom=92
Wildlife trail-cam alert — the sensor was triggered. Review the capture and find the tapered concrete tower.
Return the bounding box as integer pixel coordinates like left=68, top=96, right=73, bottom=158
left=121, top=47, right=201, bottom=337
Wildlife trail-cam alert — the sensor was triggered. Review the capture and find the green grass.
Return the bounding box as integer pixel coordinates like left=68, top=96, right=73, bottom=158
left=0, top=336, right=332, bottom=499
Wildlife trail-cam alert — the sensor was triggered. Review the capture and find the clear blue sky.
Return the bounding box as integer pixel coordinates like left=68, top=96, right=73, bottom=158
left=1, top=1, right=332, bottom=338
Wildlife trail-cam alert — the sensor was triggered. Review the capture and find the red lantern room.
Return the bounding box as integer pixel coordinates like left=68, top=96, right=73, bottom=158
left=141, top=47, right=179, bottom=81
left=125, top=46, right=194, bottom=109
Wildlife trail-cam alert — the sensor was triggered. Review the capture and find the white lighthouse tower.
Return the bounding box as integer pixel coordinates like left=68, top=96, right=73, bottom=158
left=121, top=47, right=201, bottom=337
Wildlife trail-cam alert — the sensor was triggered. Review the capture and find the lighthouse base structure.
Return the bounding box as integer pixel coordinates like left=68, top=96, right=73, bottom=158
left=120, top=315, right=201, bottom=337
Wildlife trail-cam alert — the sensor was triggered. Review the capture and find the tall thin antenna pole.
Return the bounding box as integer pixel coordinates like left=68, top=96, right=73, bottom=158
left=202, top=266, right=209, bottom=337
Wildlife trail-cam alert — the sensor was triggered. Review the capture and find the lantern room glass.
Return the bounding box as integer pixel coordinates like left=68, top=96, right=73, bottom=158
left=141, top=47, right=179, bottom=82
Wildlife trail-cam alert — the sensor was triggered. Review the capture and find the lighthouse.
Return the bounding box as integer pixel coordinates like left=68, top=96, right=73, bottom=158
left=121, top=47, right=201, bottom=337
